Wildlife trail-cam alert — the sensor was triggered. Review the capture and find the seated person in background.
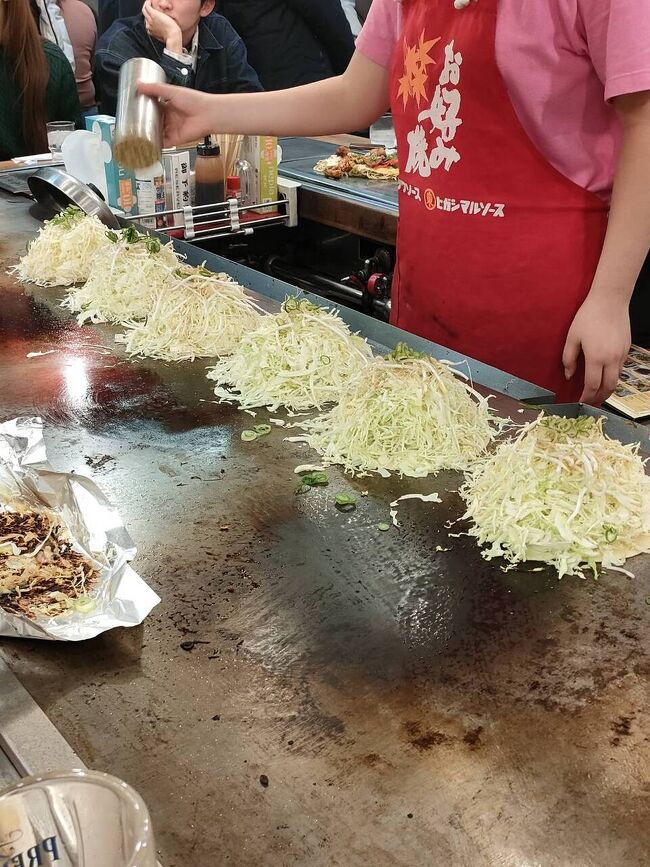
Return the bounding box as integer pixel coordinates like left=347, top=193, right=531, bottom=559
left=31, top=0, right=76, bottom=71
left=97, top=0, right=142, bottom=37
left=354, top=0, right=372, bottom=26
left=96, top=0, right=261, bottom=116
left=60, top=0, right=98, bottom=115
left=0, top=0, right=80, bottom=160
left=218, top=0, right=354, bottom=91
left=339, top=0, right=361, bottom=37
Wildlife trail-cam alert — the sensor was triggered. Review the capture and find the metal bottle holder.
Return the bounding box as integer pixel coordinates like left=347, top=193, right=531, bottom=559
left=27, top=168, right=289, bottom=242
left=126, top=196, right=289, bottom=242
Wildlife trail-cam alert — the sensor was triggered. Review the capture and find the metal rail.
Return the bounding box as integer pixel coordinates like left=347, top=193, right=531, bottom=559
left=0, top=655, right=86, bottom=777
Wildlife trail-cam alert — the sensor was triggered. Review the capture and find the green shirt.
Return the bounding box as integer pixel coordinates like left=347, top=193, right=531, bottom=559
left=0, top=40, right=81, bottom=160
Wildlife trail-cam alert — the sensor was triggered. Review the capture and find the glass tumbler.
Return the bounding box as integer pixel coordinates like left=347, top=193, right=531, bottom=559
left=369, top=114, right=396, bottom=149
left=46, top=121, right=75, bottom=155
left=0, top=768, right=157, bottom=866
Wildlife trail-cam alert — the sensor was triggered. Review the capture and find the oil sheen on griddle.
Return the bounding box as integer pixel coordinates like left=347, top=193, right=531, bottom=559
left=195, top=136, right=225, bottom=206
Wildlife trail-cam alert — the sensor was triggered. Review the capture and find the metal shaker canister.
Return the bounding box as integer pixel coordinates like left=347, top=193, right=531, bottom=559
left=114, top=58, right=167, bottom=170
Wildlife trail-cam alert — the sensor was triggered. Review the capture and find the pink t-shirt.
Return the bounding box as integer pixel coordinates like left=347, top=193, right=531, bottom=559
left=356, top=0, right=650, bottom=198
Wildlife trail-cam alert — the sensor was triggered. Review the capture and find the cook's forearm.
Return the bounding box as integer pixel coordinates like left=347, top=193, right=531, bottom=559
left=587, top=92, right=650, bottom=306
left=203, top=52, right=389, bottom=138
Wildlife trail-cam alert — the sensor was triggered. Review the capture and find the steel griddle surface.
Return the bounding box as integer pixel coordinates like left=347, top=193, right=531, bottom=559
left=0, top=196, right=649, bottom=866
left=279, top=155, right=399, bottom=212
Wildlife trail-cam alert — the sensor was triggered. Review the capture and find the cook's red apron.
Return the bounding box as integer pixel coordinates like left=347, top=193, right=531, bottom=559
left=390, top=0, right=609, bottom=400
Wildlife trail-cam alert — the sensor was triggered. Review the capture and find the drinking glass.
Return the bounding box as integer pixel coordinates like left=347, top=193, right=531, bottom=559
left=46, top=121, right=75, bottom=155
left=0, top=768, right=157, bottom=866
left=369, top=114, right=396, bottom=149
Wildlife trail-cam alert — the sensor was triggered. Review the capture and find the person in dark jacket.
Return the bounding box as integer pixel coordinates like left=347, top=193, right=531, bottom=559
left=98, top=0, right=143, bottom=38
left=96, top=0, right=261, bottom=115
left=354, top=0, right=372, bottom=25
left=218, top=0, right=354, bottom=91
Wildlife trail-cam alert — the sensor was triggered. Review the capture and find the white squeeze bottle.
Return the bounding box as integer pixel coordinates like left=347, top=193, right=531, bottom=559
left=135, top=160, right=167, bottom=228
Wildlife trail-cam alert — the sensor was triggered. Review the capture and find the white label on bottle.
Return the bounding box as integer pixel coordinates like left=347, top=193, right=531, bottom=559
left=136, top=174, right=165, bottom=228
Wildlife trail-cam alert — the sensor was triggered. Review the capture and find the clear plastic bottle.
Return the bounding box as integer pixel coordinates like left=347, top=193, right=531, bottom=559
left=195, top=137, right=225, bottom=206
left=233, top=156, right=255, bottom=207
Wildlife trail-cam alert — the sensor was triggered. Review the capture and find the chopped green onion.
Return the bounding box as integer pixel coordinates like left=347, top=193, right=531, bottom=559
left=253, top=424, right=272, bottom=436
left=300, top=471, right=329, bottom=487
left=50, top=206, right=84, bottom=228
left=387, top=342, right=426, bottom=362
left=377, top=522, right=390, bottom=532
left=603, top=525, right=618, bottom=544
left=106, top=230, right=119, bottom=243
left=241, top=430, right=258, bottom=442
left=335, top=492, right=357, bottom=512
left=122, top=225, right=141, bottom=244
left=645, top=595, right=650, bottom=607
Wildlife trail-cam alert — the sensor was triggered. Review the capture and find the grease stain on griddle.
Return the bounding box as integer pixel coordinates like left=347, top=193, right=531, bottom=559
left=403, top=720, right=451, bottom=752
left=463, top=726, right=484, bottom=750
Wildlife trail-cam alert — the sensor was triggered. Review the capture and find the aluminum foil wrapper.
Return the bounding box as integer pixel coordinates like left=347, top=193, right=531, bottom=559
left=0, top=417, right=160, bottom=641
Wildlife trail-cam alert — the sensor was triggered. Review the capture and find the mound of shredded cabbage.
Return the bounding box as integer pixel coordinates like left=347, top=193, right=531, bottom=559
left=460, top=414, right=650, bottom=579
left=291, top=343, right=497, bottom=477
left=115, top=265, right=264, bottom=362
left=61, top=226, right=179, bottom=324
left=12, top=207, right=113, bottom=287
left=206, top=297, right=372, bottom=410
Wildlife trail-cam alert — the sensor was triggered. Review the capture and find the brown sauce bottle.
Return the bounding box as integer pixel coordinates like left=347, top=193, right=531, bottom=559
left=194, top=137, right=225, bottom=206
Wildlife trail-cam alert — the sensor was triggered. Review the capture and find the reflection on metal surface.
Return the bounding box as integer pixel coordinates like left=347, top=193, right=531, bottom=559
left=63, top=357, right=90, bottom=409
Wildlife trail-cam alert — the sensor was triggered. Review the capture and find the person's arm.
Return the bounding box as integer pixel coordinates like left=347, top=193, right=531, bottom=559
left=563, top=91, right=650, bottom=404
left=285, top=0, right=355, bottom=75
left=138, top=49, right=388, bottom=143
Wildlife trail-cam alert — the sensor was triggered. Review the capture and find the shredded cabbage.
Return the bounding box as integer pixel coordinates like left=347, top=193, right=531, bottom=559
left=61, top=226, right=179, bottom=324
left=115, top=265, right=264, bottom=361
left=292, top=344, right=497, bottom=477
left=206, top=297, right=372, bottom=411
left=12, top=207, right=112, bottom=287
left=460, top=415, right=650, bottom=579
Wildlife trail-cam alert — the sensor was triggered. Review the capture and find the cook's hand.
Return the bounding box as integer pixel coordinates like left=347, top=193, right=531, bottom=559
left=137, top=81, right=212, bottom=145
left=562, top=296, right=631, bottom=405
left=142, top=0, right=182, bottom=54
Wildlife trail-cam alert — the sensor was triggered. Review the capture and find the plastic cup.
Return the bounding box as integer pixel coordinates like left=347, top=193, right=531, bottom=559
left=0, top=768, right=157, bottom=866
